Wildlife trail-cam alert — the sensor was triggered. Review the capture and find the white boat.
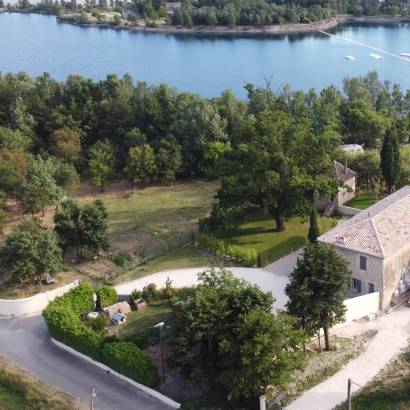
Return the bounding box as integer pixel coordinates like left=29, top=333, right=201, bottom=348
left=345, top=55, right=355, bottom=60
left=369, top=53, right=384, bottom=60
left=400, top=52, right=410, bottom=57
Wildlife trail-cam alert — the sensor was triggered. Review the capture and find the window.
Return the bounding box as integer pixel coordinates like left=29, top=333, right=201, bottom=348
left=368, top=282, right=375, bottom=293
left=351, top=278, right=362, bottom=293
left=359, top=255, right=367, bottom=271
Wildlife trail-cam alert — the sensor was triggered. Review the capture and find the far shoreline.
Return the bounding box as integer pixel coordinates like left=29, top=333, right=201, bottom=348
left=53, top=14, right=410, bottom=36
left=1, top=9, right=410, bottom=36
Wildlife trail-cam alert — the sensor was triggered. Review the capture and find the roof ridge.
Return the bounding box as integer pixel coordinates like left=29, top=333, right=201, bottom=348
left=371, top=189, right=410, bottom=219
left=370, top=217, right=385, bottom=258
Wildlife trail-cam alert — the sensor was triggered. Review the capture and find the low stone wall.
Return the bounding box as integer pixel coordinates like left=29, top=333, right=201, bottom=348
left=0, top=281, right=79, bottom=317
left=51, top=338, right=180, bottom=409
left=337, top=205, right=361, bottom=216
left=343, top=292, right=380, bottom=324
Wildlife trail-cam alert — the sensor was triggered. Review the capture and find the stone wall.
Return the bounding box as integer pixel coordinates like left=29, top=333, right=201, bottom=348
left=337, top=176, right=356, bottom=206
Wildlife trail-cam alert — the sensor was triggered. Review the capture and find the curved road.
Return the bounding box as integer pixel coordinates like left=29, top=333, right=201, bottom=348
left=0, top=316, right=172, bottom=410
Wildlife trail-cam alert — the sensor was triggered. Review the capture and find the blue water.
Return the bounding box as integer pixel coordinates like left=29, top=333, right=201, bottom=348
left=1, top=13, right=410, bottom=97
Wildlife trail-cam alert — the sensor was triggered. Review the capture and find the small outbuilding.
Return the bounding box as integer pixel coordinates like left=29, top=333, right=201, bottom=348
left=104, top=301, right=131, bottom=319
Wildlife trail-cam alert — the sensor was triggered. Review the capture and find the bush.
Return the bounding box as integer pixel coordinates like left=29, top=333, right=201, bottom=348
left=129, top=288, right=142, bottom=304
left=197, top=233, right=257, bottom=265
left=162, top=277, right=175, bottom=300
left=110, top=253, right=133, bottom=268
left=43, top=283, right=103, bottom=360
left=142, top=283, right=158, bottom=302
left=100, top=342, right=157, bottom=386
left=87, top=315, right=108, bottom=332
left=96, top=286, right=118, bottom=309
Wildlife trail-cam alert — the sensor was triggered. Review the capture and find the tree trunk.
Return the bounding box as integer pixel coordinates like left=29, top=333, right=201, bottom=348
left=316, top=329, right=322, bottom=353
left=273, top=213, right=285, bottom=232
left=323, top=326, right=331, bottom=351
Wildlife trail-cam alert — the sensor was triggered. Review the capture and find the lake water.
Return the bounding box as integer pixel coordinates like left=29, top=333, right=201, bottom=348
left=1, top=12, right=410, bottom=97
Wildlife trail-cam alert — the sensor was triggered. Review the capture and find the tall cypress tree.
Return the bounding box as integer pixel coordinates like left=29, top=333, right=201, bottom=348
left=308, top=207, right=320, bottom=243
left=380, top=129, right=400, bottom=194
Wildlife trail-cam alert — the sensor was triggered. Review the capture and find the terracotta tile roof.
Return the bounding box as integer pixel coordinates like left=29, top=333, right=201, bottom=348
left=334, top=160, right=357, bottom=182
left=319, top=186, right=410, bottom=258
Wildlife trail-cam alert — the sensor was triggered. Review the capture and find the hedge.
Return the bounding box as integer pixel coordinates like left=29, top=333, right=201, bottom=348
left=96, top=286, right=118, bottom=309
left=100, top=342, right=157, bottom=387
left=197, top=233, right=258, bottom=265
left=43, top=282, right=157, bottom=386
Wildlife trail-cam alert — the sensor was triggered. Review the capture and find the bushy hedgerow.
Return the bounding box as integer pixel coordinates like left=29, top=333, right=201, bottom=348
left=43, top=283, right=157, bottom=386
left=96, top=286, right=118, bottom=309
left=100, top=342, right=157, bottom=386
left=197, top=233, right=258, bottom=265
left=43, top=283, right=103, bottom=360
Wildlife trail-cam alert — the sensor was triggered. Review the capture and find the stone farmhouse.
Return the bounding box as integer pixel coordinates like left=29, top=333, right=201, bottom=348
left=315, top=160, right=357, bottom=216
left=319, top=186, right=410, bottom=310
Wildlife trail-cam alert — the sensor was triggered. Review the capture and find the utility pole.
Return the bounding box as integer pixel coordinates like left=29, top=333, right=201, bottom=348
left=154, top=321, right=166, bottom=383
left=346, top=378, right=352, bottom=410
left=90, top=386, right=96, bottom=410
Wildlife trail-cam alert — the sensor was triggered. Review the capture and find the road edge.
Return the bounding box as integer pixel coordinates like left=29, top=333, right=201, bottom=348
left=51, top=337, right=181, bottom=409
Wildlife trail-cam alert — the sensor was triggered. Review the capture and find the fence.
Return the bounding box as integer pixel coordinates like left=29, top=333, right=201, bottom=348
left=0, top=281, right=79, bottom=317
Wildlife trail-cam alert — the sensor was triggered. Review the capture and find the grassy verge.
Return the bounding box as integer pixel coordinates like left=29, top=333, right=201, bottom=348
left=345, top=192, right=382, bottom=210
left=0, top=356, right=87, bottom=410
left=217, top=212, right=336, bottom=265
left=283, top=331, right=377, bottom=406
left=334, top=345, right=410, bottom=410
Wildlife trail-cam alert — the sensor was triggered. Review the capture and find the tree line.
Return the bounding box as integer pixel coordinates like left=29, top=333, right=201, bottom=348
left=172, top=0, right=410, bottom=27
left=0, top=71, right=409, bottom=230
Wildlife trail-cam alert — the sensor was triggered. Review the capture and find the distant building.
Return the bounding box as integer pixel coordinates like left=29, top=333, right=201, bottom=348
left=315, top=160, right=357, bottom=215
left=341, top=144, right=364, bottom=155
left=319, top=186, right=410, bottom=310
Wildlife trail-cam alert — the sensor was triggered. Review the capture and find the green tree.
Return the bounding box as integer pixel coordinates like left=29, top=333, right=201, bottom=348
left=307, top=206, right=320, bottom=243
left=50, top=128, right=82, bottom=163
left=54, top=199, right=109, bottom=257
left=0, top=222, right=62, bottom=285
left=380, top=129, right=401, bottom=194
left=286, top=243, right=351, bottom=351
left=89, top=139, right=115, bottom=191
left=17, top=156, right=62, bottom=215
left=169, top=267, right=305, bottom=403
left=156, top=136, right=182, bottom=184
left=0, top=126, right=31, bottom=151
left=125, top=144, right=157, bottom=185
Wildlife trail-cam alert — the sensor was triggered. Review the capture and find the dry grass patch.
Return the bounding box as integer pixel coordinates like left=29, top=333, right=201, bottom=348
left=0, top=356, right=87, bottom=410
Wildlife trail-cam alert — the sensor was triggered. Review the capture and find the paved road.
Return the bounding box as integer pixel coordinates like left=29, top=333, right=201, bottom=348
left=115, top=250, right=301, bottom=311
left=0, top=316, right=172, bottom=410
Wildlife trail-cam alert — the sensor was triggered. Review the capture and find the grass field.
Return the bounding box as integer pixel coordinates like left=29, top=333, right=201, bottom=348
left=217, top=212, right=337, bottom=264
left=345, top=191, right=382, bottom=210
left=0, top=357, right=86, bottom=410
left=335, top=346, right=410, bottom=410
left=118, top=303, right=173, bottom=340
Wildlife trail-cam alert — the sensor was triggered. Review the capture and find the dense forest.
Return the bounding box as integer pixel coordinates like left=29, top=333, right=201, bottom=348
left=0, top=71, right=409, bottom=230
left=4, top=0, right=410, bottom=26
left=171, top=0, right=410, bottom=27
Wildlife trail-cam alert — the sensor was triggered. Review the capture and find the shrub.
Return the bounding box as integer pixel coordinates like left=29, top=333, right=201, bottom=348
left=129, top=288, right=142, bottom=305
left=100, top=342, right=157, bottom=386
left=110, top=253, right=133, bottom=268
left=96, top=286, right=118, bottom=309
left=87, top=315, right=107, bottom=332
left=162, top=277, right=175, bottom=300
left=142, top=283, right=158, bottom=302
left=43, top=283, right=103, bottom=360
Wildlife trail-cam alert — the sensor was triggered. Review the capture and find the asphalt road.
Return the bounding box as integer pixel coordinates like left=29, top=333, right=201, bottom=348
left=0, top=316, right=172, bottom=410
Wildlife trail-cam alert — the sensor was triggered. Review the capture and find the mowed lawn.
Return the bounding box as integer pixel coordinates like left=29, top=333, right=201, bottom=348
left=218, top=212, right=337, bottom=264
left=345, top=191, right=382, bottom=210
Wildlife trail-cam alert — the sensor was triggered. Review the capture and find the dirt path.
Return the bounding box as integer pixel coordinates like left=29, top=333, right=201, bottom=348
left=286, top=307, right=410, bottom=410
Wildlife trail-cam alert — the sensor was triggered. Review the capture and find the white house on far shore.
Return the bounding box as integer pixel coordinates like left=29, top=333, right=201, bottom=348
left=319, top=186, right=410, bottom=310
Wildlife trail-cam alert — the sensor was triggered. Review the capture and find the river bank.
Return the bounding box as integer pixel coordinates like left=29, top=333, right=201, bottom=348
left=56, top=14, right=410, bottom=36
